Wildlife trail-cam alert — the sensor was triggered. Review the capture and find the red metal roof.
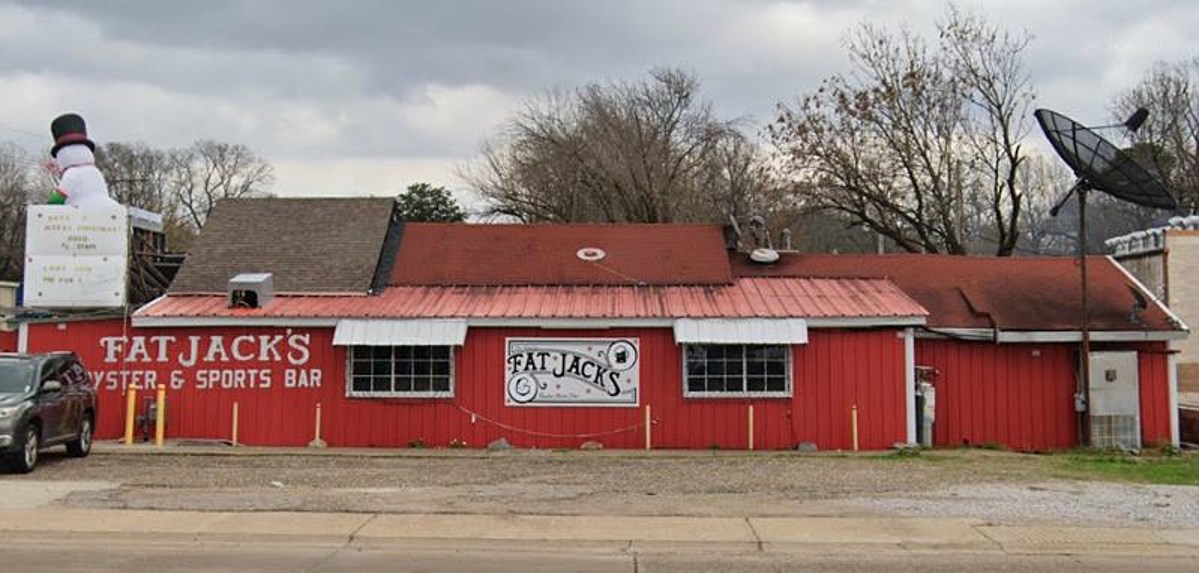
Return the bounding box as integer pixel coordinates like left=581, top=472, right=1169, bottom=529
left=731, top=253, right=1181, bottom=332
left=135, top=277, right=927, bottom=321
left=389, top=223, right=733, bottom=286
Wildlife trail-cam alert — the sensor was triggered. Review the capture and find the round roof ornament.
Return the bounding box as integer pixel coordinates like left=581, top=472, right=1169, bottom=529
left=576, top=247, right=606, bottom=262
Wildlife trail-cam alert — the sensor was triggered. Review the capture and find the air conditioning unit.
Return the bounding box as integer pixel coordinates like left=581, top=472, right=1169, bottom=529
left=228, top=273, right=273, bottom=309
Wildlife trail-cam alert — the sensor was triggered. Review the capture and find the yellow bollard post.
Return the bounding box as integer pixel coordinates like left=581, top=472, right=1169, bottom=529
left=123, top=386, right=137, bottom=445
left=231, top=401, right=240, bottom=447
left=308, top=402, right=326, bottom=448
left=851, top=405, right=859, bottom=452
left=154, top=384, right=166, bottom=447
left=644, top=404, right=652, bottom=450
left=748, top=404, right=755, bottom=451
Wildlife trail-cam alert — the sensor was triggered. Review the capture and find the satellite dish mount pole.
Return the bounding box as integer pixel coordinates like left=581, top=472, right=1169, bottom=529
left=1074, top=180, right=1092, bottom=448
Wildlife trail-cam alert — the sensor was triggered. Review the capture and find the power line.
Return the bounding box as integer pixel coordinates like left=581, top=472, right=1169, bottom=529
left=0, top=121, right=44, bottom=142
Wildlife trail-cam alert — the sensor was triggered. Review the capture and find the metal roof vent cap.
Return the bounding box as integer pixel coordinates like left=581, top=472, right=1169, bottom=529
left=228, top=273, right=274, bottom=309
left=749, top=248, right=780, bottom=264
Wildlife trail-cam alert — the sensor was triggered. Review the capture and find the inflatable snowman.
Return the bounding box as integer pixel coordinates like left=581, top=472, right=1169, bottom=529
left=47, top=113, right=120, bottom=208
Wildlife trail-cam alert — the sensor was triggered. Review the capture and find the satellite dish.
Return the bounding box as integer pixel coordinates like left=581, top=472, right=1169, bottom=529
left=1035, top=107, right=1176, bottom=448
left=749, top=248, right=779, bottom=264
left=1035, top=109, right=1176, bottom=210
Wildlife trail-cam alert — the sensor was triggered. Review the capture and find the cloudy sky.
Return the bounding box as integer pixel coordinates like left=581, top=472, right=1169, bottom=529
left=1, top=0, right=1196, bottom=209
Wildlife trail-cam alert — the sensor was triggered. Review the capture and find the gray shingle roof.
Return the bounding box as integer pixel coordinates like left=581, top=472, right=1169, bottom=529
left=168, top=197, right=394, bottom=294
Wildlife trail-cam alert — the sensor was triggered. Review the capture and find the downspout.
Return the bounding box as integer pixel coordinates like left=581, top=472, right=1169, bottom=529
left=904, top=327, right=916, bottom=444
left=17, top=321, right=27, bottom=353
left=1169, top=350, right=1180, bottom=448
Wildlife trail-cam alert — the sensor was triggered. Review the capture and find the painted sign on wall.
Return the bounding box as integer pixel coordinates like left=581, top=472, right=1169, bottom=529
left=89, top=330, right=323, bottom=392
left=505, top=338, right=640, bottom=407
left=24, top=204, right=128, bottom=308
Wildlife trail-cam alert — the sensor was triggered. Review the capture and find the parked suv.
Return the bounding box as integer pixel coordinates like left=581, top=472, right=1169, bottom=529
left=0, top=352, right=96, bottom=473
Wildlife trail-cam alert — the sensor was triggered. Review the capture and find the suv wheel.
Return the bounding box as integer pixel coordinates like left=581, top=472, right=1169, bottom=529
left=66, top=415, right=93, bottom=457
left=7, top=425, right=39, bottom=474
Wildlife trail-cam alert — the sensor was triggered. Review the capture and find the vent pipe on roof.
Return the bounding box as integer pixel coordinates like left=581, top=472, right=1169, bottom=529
left=723, top=216, right=742, bottom=250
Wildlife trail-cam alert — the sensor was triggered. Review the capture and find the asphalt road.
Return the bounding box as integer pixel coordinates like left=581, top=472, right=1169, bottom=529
left=6, top=537, right=1199, bottom=573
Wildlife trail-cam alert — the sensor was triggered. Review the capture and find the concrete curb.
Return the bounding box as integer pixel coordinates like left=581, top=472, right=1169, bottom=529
left=0, top=508, right=1195, bottom=557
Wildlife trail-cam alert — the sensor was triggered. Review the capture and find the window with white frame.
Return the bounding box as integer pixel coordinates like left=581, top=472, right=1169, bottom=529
left=348, top=345, right=454, bottom=397
left=683, top=344, right=790, bottom=397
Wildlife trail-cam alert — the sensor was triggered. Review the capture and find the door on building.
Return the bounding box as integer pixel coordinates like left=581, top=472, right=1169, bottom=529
left=1088, top=351, right=1141, bottom=449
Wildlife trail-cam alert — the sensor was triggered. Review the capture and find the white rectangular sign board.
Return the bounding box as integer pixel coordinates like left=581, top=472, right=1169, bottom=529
left=505, top=338, right=640, bottom=407
left=24, top=204, right=128, bottom=308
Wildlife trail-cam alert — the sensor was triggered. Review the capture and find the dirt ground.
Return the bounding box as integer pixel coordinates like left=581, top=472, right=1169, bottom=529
left=3, top=448, right=1050, bottom=515
left=4, top=447, right=1196, bottom=527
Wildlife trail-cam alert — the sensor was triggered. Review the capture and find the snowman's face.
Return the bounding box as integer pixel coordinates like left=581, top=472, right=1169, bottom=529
left=54, top=144, right=94, bottom=170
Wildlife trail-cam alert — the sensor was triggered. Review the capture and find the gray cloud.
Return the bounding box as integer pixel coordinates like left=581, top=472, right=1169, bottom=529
left=0, top=0, right=1195, bottom=197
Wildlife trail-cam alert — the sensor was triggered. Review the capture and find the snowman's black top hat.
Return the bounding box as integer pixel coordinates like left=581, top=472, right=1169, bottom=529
left=50, top=113, right=95, bottom=157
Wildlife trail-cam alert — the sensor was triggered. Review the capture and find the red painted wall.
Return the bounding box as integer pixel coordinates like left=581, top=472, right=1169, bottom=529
left=918, top=339, right=1177, bottom=451
left=916, top=340, right=1079, bottom=451
left=25, top=319, right=909, bottom=450
left=1128, top=341, right=1173, bottom=447
left=0, top=330, right=15, bottom=352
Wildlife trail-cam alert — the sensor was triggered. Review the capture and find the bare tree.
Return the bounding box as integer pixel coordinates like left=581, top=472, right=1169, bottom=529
left=770, top=8, right=1035, bottom=255
left=1114, top=58, right=1199, bottom=213
left=173, top=140, right=274, bottom=229
left=465, top=68, right=778, bottom=225
left=0, top=144, right=35, bottom=281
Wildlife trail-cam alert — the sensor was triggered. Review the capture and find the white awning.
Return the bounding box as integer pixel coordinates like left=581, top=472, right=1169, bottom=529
left=672, top=318, right=808, bottom=345
left=333, top=319, right=467, bottom=346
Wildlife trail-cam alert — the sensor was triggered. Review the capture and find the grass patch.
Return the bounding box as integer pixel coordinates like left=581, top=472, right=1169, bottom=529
left=1056, top=452, right=1199, bottom=485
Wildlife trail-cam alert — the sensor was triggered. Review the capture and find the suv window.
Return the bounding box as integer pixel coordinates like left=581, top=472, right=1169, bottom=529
left=0, top=358, right=36, bottom=394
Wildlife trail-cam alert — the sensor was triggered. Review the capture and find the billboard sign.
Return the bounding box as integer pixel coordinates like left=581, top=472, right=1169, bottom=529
left=24, top=205, right=128, bottom=308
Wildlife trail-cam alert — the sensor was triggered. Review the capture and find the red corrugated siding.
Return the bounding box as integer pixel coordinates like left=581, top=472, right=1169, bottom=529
left=1129, top=341, right=1173, bottom=447
left=916, top=340, right=1079, bottom=451
left=0, top=330, right=16, bottom=352
left=27, top=319, right=332, bottom=445
left=25, top=319, right=908, bottom=450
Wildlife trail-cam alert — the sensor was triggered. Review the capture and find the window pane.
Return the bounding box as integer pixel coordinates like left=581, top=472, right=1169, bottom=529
left=707, top=345, right=726, bottom=360
left=747, top=376, right=766, bottom=392
left=686, top=346, right=707, bottom=361
left=414, top=361, right=432, bottom=376
left=766, top=376, right=787, bottom=392
left=370, top=346, right=391, bottom=360
left=412, top=376, right=431, bottom=392
left=430, top=346, right=449, bottom=360
left=766, top=360, right=785, bottom=376
left=371, top=375, right=391, bottom=392
left=432, top=361, right=449, bottom=376
left=413, top=346, right=430, bottom=360
left=432, top=376, right=451, bottom=392
left=352, top=376, right=372, bottom=392
left=764, top=346, right=786, bottom=360
left=747, top=360, right=765, bottom=376
left=371, top=360, right=391, bottom=376
left=352, top=347, right=372, bottom=361
left=687, top=375, right=705, bottom=393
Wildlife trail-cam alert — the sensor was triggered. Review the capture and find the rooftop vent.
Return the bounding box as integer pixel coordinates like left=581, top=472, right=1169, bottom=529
left=228, top=273, right=273, bottom=309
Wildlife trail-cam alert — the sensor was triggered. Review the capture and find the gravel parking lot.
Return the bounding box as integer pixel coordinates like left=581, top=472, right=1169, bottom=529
left=4, top=447, right=1197, bottom=528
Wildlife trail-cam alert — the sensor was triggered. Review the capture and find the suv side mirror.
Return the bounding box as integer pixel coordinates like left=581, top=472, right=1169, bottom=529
left=41, top=380, right=63, bottom=393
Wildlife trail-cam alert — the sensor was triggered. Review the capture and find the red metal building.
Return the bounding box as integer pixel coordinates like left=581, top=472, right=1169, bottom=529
left=736, top=254, right=1186, bottom=450
left=16, top=198, right=1189, bottom=451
